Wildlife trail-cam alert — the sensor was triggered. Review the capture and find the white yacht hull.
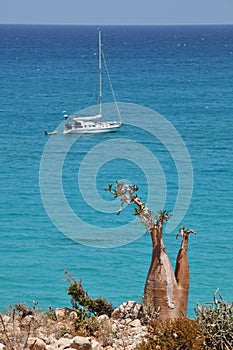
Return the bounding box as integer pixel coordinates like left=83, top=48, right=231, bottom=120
left=63, top=122, right=122, bottom=134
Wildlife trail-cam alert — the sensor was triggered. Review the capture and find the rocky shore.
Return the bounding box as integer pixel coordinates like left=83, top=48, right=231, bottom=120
left=0, top=301, right=148, bottom=350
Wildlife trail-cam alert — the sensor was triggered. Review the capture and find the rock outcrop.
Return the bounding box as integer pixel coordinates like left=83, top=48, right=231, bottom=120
left=0, top=302, right=148, bottom=350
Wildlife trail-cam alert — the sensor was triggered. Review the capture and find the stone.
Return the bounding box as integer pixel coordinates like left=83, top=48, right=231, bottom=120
left=1, top=315, right=10, bottom=324
left=27, top=337, right=46, bottom=350
left=111, top=322, right=117, bottom=333
left=56, top=337, right=72, bottom=348
left=55, top=307, right=77, bottom=320
left=111, top=301, right=141, bottom=320
left=98, top=314, right=109, bottom=323
left=62, top=333, right=73, bottom=339
left=70, top=336, right=91, bottom=349
left=91, top=339, right=102, bottom=350
left=47, top=333, right=58, bottom=344
left=129, top=319, right=141, bottom=328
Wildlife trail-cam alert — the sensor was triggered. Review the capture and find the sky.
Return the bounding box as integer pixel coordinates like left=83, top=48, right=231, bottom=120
left=0, top=0, right=233, bottom=25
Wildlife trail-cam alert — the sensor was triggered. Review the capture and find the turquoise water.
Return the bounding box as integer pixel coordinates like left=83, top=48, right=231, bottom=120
left=0, top=25, right=232, bottom=316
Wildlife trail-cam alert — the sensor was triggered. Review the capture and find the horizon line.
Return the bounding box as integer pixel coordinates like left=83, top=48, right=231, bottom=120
left=1, top=22, right=233, bottom=27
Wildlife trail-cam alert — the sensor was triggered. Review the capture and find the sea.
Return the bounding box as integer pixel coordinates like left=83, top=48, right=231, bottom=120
left=0, top=24, right=232, bottom=317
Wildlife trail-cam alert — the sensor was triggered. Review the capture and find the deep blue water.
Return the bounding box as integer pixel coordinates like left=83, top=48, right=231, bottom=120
left=0, top=24, right=232, bottom=316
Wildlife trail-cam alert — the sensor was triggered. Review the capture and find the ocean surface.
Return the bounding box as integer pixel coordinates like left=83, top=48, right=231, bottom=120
left=0, top=24, right=232, bottom=316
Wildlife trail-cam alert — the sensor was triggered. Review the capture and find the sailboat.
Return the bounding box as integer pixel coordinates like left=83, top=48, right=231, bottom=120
left=63, top=29, right=122, bottom=134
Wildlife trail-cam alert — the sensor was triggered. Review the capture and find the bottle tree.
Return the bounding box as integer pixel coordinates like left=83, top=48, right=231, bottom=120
left=105, top=181, right=196, bottom=320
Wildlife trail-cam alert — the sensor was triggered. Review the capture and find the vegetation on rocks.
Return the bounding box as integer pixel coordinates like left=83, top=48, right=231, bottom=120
left=195, top=290, right=233, bottom=350
left=0, top=276, right=232, bottom=350
left=65, top=270, right=114, bottom=318
left=136, top=290, right=233, bottom=350
left=0, top=302, right=60, bottom=350
left=64, top=270, right=114, bottom=336
left=136, top=318, right=205, bottom=350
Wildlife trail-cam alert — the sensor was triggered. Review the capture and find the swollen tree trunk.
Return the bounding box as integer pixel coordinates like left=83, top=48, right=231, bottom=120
left=174, top=229, right=191, bottom=317
left=142, top=224, right=178, bottom=319
left=142, top=224, right=193, bottom=320
left=106, top=181, right=196, bottom=320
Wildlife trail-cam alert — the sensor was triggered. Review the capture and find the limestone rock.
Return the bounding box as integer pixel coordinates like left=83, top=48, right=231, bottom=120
left=69, top=336, right=92, bottom=349
left=27, top=337, right=46, bottom=350
left=111, top=301, right=141, bottom=320
left=55, top=307, right=77, bottom=321
left=0, top=300, right=148, bottom=350
left=98, top=314, right=109, bottom=323
left=129, top=319, right=141, bottom=328
left=56, top=337, right=72, bottom=348
left=47, top=333, right=59, bottom=345
left=91, top=339, right=102, bottom=350
left=1, top=315, right=10, bottom=324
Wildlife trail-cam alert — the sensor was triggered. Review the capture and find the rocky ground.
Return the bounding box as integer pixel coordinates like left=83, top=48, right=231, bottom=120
left=0, top=301, right=148, bottom=350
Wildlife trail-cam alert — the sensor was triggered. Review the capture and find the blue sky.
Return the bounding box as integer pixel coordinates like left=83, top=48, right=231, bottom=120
left=1, top=0, right=233, bottom=25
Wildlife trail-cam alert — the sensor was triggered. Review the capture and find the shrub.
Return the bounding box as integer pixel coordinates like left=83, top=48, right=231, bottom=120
left=73, top=312, right=100, bottom=337
left=137, top=318, right=205, bottom=350
left=195, top=290, right=233, bottom=350
left=65, top=270, right=114, bottom=336
left=65, top=270, right=114, bottom=317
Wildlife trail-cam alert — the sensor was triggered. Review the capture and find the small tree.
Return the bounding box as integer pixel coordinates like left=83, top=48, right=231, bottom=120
left=65, top=270, right=114, bottom=318
left=105, top=181, right=196, bottom=320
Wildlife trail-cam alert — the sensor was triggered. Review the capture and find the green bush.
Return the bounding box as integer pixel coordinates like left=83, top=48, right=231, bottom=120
left=73, top=311, right=100, bottom=336
left=65, top=270, right=114, bottom=317
left=65, top=270, right=114, bottom=336
left=195, top=290, right=233, bottom=350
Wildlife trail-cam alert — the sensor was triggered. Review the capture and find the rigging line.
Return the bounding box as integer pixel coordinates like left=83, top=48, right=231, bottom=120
left=102, top=51, right=122, bottom=124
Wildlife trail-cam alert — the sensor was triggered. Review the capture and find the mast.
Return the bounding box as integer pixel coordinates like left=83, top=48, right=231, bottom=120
left=98, top=28, right=103, bottom=117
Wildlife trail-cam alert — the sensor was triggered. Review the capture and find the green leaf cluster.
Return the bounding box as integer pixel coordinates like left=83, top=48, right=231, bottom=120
left=65, top=270, right=114, bottom=318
